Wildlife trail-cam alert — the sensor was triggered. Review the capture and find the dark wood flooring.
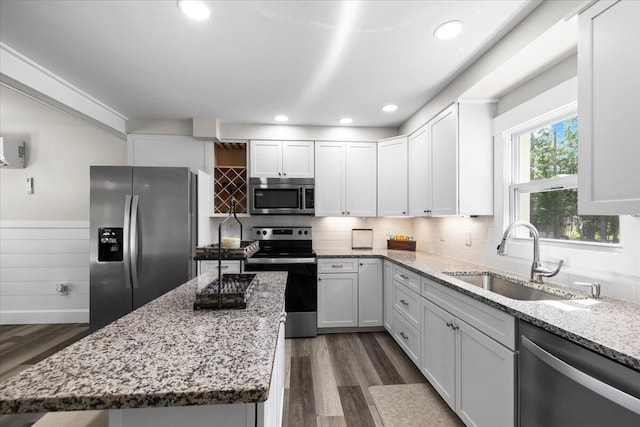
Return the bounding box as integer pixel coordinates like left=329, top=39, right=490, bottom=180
left=283, top=332, right=429, bottom=427
left=0, top=324, right=89, bottom=427
left=0, top=326, right=450, bottom=427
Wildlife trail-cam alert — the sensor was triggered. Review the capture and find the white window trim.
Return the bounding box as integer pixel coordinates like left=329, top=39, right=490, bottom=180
left=493, top=76, right=622, bottom=249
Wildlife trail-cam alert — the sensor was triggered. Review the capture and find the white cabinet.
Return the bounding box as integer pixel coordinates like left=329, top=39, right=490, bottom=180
left=317, top=272, right=358, bottom=328
left=345, top=143, right=377, bottom=216
left=315, top=142, right=377, bottom=217
left=197, top=260, right=242, bottom=275
left=420, top=279, right=516, bottom=427
left=408, top=124, right=431, bottom=216
left=377, top=136, right=408, bottom=216
left=408, top=102, right=494, bottom=216
left=358, top=258, right=383, bottom=327
left=249, top=140, right=314, bottom=178
left=317, top=258, right=382, bottom=329
left=383, top=260, right=393, bottom=332
left=578, top=0, right=640, bottom=215
left=430, top=105, right=459, bottom=216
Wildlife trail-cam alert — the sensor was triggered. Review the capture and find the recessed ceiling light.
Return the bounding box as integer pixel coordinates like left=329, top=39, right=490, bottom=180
left=177, top=1, right=211, bottom=21
left=275, top=115, right=289, bottom=122
left=382, top=104, right=398, bottom=112
left=434, top=20, right=463, bottom=40
left=340, top=117, right=353, bottom=125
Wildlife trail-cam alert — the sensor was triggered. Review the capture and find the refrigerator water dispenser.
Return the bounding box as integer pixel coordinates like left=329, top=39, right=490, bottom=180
left=98, top=227, right=123, bottom=262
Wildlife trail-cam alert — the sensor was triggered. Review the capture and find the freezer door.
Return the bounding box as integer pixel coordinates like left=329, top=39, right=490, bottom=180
left=90, top=166, right=134, bottom=331
left=132, top=167, right=193, bottom=309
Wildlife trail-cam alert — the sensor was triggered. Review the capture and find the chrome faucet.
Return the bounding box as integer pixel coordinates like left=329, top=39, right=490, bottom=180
left=497, top=221, right=563, bottom=284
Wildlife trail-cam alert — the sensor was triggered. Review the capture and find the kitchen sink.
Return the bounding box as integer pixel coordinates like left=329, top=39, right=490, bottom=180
left=446, top=272, right=568, bottom=301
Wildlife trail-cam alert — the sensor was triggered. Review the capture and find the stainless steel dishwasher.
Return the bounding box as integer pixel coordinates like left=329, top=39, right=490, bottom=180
left=519, top=320, right=640, bottom=426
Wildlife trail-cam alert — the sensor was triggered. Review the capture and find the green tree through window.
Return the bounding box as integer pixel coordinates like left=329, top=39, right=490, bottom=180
left=513, top=116, right=619, bottom=244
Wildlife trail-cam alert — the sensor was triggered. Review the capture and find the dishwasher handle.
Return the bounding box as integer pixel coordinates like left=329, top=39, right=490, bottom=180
left=521, top=336, right=640, bottom=415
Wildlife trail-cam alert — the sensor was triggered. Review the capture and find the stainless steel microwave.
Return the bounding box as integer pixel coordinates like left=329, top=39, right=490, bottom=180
left=249, top=178, right=315, bottom=215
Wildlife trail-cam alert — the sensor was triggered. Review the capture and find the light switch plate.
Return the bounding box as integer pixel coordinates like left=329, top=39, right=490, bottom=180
left=26, top=177, right=33, bottom=194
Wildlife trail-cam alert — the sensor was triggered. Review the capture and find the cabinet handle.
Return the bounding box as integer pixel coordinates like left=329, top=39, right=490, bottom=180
left=278, top=172, right=282, bottom=176
left=331, top=264, right=344, bottom=268
left=446, top=321, right=453, bottom=328
left=347, top=212, right=350, bottom=215
left=318, top=277, right=322, bottom=281
left=283, top=172, right=287, bottom=176
left=452, top=324, right=459, bottom=331
left=400, top=274, right=409, bottom=280
left=402, top=211, right=406, bottom=215
left=399, top=332, right=408, bottom=340
left=400, top=299, right=409, bottom=306
left=220, top=265, right=228, bottom=269
left=342, top=212, right=345, bottom=215
left=359, top=263, right=363, bottom=266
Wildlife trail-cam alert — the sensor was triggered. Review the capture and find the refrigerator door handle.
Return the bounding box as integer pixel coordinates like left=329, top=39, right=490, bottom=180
left=130, top=195, right=140, bottom=289
left=123, top=195, right=133, bottom=289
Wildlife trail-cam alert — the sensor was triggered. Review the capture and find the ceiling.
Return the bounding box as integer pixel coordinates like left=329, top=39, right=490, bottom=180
left=0, top=0, right=540, bottom=128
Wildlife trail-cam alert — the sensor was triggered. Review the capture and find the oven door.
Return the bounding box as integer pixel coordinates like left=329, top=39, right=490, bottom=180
left=244, top=259, right=317, bottom=337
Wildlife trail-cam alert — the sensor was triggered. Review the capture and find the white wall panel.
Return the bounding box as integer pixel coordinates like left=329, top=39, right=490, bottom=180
left=0, top=222, right=90, bottom=324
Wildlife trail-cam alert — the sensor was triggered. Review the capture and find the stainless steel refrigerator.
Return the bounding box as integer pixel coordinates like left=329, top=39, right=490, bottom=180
left=90, top=166, right=197, bottom=331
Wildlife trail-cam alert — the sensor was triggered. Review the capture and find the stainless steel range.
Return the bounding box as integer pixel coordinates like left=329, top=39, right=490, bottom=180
left=244, top=226, right=317, bottom=338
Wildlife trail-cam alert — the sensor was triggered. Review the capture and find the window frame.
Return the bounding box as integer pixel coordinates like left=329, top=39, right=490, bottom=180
left=505, top=102, right=622, bottom=248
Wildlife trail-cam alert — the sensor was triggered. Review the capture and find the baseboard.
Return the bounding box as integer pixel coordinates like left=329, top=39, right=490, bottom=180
left=0, top=309, right=89, bottom=325
left=317, top=326, right=386, bottom=334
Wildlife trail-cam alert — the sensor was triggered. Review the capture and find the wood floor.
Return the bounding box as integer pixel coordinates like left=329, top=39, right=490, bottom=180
left=0, top=326, right=457, bottom=427
left=0, top=324, right=89, bottom=427
left=283, top=332, right=436, bottom=427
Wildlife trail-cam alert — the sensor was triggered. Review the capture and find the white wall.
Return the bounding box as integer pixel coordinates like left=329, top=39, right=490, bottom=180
left=0, top=85, right=127, bottom=221
left=0, top=85, right=127, bottom=324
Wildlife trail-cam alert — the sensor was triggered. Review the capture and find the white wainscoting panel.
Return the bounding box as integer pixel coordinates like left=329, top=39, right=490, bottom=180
left=0, top=221, right=90, bottom=324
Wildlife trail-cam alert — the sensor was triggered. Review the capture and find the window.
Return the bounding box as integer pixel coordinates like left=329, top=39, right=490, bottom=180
left=509, top=105, right=620, bottom=244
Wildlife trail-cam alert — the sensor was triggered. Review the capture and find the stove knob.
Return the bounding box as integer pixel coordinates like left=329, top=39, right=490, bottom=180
left=262, top=230, right=267, bottom=235
left=298, top=230, right=302, bottom=235
left=304, top=230, right=308, bottom=235
left=256, top=230, right=261, bottom=235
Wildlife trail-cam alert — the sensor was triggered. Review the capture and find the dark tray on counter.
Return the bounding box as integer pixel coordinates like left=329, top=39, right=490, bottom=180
left=193, top=273, right=257, bottom=310
left=195, top=240, right=260, bottom=258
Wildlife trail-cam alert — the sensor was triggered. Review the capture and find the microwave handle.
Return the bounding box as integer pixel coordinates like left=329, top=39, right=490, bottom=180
left=300, top=187, right=304, bottom=209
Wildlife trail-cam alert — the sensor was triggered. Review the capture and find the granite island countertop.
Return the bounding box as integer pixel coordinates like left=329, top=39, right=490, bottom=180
left=0, top=271, right=287, bottom=414
left=317, top=248, right=640, bottom=371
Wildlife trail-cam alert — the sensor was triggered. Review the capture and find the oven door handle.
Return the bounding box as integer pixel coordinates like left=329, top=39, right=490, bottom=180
left=521, top=336, right=640, bottom=415
left=246, top=258, right=317, bottom=265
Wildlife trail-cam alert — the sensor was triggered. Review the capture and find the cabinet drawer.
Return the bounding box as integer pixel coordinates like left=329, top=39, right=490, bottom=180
left=422, top=276, right=516, bottom=350
left=199, top=260, right=241, bottom=275
left=318, top=258, right=359, bottom=273
left=392, top=311, right=420, bottom=366
left=392, top=264, right=420, bottom=293
left=393, top=280, right=420, bottom=329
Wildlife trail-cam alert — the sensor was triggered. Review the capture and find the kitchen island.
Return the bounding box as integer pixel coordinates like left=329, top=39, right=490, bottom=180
left=0, top=271, right=287, bottom=427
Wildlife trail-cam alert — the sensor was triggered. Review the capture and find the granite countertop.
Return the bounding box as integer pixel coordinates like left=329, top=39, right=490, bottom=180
left=317, top=249, right=640, bottom=371
left=0, top=271, right=287, bottom=414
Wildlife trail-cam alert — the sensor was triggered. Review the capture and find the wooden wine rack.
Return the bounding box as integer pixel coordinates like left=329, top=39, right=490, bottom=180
left=213, top=142, right=247, bottom=214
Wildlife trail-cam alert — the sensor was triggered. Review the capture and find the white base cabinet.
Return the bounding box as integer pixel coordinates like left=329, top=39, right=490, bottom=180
left=420, top=279, right=516, bottom=427
left=383, top=260, right=393, bottom=332
left=197, top=260, right=242, bottom=275
left=317, top=258, right=383, bottom=329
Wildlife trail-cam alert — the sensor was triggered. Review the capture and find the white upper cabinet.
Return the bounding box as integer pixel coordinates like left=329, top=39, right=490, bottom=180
left=345, top=142, right=377, bottom=216
left=378, top=136, right=408, bottom=216
left=408, top=124, right=431, bottom=216
left=315, top=141, right=376, bottom=217
left=430, top=105, right=459, bottom=216
left=249, top=140, right=314, bottom=178
left=578, top=0, right=640, bottom=215
left=408, top=102, right=493, bottom=217
left=315, top=142, right=345, bottom=216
